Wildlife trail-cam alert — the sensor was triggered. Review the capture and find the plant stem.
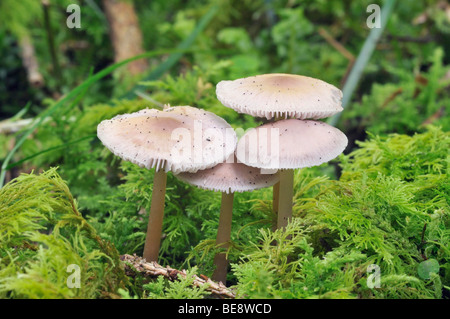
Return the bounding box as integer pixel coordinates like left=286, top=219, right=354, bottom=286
left=277, top=169, right=294, bottom=230
left=143, top=169, right=167, bottom=262
left=272, top=181, right=280, bottom=231
left=42, top=0, right=62, bottom=86
left=212, top=192, right=234, bottom=284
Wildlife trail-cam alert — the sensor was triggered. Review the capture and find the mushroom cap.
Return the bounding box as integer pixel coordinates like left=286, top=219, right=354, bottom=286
left=216, top=73, right=343, bottom=120
left=236, top=119, right=348, bottom=170
left=97, top=106, right=237, bottom=174
left=174, top=156, right=280, bottom=194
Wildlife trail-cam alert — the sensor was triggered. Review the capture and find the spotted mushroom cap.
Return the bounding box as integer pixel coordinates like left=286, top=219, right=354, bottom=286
left=236, top=119, right=348, bottom=170
left=216, top=73, right=343, bottom=120
left=174, top=156, right=280, bottom=194
left=97, top=106, right=237, bottom=174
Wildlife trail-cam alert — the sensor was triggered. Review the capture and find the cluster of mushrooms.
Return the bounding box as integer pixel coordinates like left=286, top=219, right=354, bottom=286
left=97, top=73, right=348, bottom=284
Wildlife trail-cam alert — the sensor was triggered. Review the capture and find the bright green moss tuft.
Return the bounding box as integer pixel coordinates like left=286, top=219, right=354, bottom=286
left=0, top=168, right=127, bottom=298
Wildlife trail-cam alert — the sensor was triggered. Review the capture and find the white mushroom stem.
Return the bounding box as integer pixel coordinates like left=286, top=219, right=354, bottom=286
left=212, top=192, right=234, bottom=284
left=277, top=169, right=294, bottom=230
left=143, top=169, right=167, bottom=262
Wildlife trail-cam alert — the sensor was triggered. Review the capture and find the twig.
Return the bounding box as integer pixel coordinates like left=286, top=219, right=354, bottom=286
left=0, top=116, right=69, bottom=135
left=120, top=254, right=236, bottom=299
left=0, top=119, right=34, bottom=134
left=386, top=34, right=435, bottom=43
left=380, top=87, right=403, bottom=108
left=421, top=107, right=445, bottom=126
left=318, top=28, right=354, bottom=61
left=19, top=35, right=44, bottom=88
left=317, top=27, right=355, bottom=87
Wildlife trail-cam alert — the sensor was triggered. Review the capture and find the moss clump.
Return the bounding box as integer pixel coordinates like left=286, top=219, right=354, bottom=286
left=231, top=126, right=449, bottom=299
left=0, top=168, right=127, bottom=298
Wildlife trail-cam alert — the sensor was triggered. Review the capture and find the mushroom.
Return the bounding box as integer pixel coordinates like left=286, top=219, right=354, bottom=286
left=174, top=155, right=279, bottom=284
left=236, top=119, right=348, bottom=229
left=97, top=106, right=237, bottom=261
left=216, top=73, right=343, bottom=120
left=216, top=73, right=344, bottom=230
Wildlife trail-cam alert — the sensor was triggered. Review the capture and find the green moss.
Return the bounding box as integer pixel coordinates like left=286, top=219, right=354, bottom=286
left=231, top=126, right=449, bottom=299
left=0, top=168, right=127, bottom=298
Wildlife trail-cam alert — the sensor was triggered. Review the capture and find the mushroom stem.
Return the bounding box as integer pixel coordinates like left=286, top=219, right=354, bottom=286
left=212, top=191, right=234, bottom=284
left=143, top=169, right=167, bottom=262
left=277, top=169, right=294, bottom=230
left=272, top=181, right=280, bottom=232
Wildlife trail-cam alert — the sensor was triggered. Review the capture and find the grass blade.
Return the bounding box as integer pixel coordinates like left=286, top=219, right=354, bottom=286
left=328, top=0, right=397, bottom=126
left=5, top=134, right=96, bottom=170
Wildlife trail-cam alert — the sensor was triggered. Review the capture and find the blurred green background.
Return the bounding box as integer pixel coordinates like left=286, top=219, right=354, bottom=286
left=1, top=0, right=448, bottom=129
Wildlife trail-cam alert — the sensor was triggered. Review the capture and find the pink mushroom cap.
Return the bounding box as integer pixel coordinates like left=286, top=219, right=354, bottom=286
left=236, top=119, right=348, bottom=170
left=216, top=73, right=343, bottom=120
left=97, top=106, right=237, bottom=174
